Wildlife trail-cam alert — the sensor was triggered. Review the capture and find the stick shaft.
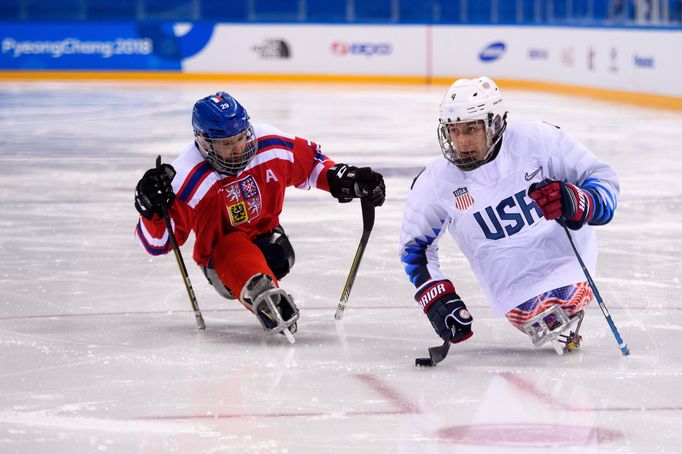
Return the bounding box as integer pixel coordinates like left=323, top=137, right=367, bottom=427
left=335, top=198, right=375, bottom=320
left=335, top=241, right=368, bottom=318
left=157, top=156, right=205, bottom=330
left=561, top=223, right=628, bottom=355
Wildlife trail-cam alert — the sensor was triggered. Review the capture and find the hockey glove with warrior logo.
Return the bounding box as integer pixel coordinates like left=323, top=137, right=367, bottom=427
left=327, top=164, right=386, bottom=207
left=416, top=279, right=473, bottom=343
left=528, top=178, right=592, bottom=230
left=134, top=164, right=176, bottom=220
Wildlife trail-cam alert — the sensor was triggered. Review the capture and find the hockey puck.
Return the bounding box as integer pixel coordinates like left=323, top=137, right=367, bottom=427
left=415, top=358, right=434, bottom=367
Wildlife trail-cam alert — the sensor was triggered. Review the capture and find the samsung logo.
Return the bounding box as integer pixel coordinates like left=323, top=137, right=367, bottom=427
left=633, top=55, right=654, bottom=68
left=479, top=42, right=506, bottom=62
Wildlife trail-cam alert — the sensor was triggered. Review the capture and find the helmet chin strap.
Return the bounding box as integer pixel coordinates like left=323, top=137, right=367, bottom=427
left=484, top=122, right=506, bottom=159
left=481, top=131, right=505, bottom=164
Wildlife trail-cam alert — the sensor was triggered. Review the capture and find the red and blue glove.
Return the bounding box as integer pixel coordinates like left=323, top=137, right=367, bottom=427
left=528, top=178, right=592, bottom=230
left=416, top=279, right=473, bottom=344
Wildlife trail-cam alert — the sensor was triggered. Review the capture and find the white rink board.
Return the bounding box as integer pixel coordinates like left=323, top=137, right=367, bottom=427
left=182, top=24, right=428, bottom=76
left=431, top=26, right=682, bottom=97
left=180, top=23, right=681, bottom=97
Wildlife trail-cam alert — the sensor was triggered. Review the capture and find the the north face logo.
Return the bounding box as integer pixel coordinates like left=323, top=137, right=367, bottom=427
left=252, top=39, right=291, bottom=59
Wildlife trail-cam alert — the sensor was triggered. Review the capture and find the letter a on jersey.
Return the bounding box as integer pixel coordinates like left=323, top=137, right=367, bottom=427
left=222, top=175, right=262, bottom=226
left=265, top=169, right=279, bottom=183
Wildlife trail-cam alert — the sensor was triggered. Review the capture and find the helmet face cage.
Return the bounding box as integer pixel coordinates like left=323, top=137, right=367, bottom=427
left=437, top=77, right=507, bottom=171
left=192, top=92, right=258, bottom=176
left=196, top=124, right=257, bottom=176
left=437, top=114, right=506, bottom=171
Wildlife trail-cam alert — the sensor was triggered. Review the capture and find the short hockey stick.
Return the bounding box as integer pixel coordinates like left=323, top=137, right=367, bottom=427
left=334, top=197, right=375, bottom=320
left=561, top=222, right=629, bottom=356
left=415, top=327, right=454, bottom=367
left=156, top=155, right=206, bottom=330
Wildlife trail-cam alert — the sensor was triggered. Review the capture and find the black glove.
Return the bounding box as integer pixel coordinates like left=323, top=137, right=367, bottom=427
left=528, top=178, right=592, bottom=230
left=134, top=164, right=176, bottom=220
left=415, top=279, right=473, bottom=343
left=327, top=164, right=386, bottom=207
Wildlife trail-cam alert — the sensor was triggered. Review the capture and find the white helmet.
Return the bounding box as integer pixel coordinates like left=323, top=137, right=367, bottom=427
left=437, top=76, right=508, bottom=170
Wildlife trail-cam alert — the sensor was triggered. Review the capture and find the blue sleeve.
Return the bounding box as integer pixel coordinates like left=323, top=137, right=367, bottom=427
left=582, top=177, right=617, bottom=225
left=399, top=169, right=450, bottom=288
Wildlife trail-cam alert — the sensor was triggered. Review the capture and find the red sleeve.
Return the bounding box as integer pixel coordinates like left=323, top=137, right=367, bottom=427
left=289, top=137, right=336, bottom=191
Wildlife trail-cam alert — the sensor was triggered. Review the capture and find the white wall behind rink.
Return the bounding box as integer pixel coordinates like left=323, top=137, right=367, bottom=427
left=182, top=24, right=681, bottom=98
left=182, top=24, right=427, bottom=76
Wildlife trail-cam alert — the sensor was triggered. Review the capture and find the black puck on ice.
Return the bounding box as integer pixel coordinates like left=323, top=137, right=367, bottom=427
left=415, top=357, right=434, bottom=367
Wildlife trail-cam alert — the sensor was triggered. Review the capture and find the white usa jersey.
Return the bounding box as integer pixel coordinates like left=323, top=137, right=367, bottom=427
left=399, top=121, right=619, bottom=316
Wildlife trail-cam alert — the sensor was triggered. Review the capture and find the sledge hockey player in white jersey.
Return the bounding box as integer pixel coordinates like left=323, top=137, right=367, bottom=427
left=134, top=91, right=385, bottom=342
left=399, top=76, right=619, bottom=354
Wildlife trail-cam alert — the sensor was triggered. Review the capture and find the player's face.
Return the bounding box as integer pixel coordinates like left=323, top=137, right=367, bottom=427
left=447, top=121, right=487, bottom=161
left=211, top=130, right=250, bottom=160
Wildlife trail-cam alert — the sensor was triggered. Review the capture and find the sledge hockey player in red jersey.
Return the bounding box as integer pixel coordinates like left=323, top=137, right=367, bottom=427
left=134, top=91, right=385, bottom=341
left=400, top=77, right=619, bottom=354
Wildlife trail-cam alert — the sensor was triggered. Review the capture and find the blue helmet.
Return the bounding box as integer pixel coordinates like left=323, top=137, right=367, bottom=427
left=192, top=92, right=257, bottom=175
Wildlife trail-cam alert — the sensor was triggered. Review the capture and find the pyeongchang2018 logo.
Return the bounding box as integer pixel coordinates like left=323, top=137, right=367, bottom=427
left=479, top=41, right=506, bottom=62
left=331, top=41, right=392, bottom=57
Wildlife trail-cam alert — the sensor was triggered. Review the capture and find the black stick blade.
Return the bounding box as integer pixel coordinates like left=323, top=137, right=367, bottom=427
left=415, top=357, right=434, bottom=367
left=414, top=328, right=454, bottom=368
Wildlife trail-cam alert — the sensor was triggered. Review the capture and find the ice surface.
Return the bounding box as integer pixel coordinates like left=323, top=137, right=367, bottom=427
left=0, top=81, right=681, bottom=453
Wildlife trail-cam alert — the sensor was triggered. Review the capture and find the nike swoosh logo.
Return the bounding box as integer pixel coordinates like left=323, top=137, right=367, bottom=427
left=337, top=165, right=348, bottom=179
left=525, top=167, right=542, bottom=181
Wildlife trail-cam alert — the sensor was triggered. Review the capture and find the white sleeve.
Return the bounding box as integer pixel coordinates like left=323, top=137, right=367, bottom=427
left=399, top=168, right=450, bottom=289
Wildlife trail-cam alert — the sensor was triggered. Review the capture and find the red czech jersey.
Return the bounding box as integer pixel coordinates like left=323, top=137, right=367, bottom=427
left=135, top=123, right=336, bottom=266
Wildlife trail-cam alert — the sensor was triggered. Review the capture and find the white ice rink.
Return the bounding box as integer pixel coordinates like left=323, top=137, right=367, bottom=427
left=0, top=81, right=681, bottom=453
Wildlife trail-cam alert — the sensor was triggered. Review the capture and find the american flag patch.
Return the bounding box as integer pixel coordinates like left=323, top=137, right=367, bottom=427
left=222, top=175, right=262, bottom=226
left=453, top=187, right=474, bottom=212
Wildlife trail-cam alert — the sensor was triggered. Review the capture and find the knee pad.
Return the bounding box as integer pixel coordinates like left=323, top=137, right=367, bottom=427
left=253, top=226, right=296, bottom=280
left=202, top=265, right=236, bottom=300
